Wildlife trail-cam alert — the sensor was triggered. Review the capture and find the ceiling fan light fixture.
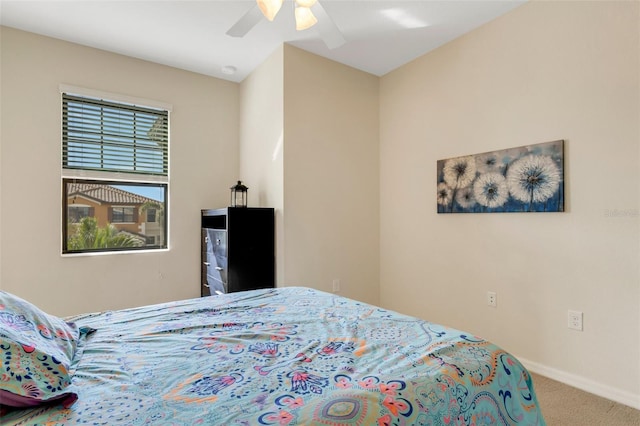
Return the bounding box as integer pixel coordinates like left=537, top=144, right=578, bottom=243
left=295, top=0, right=317, bottom=7
left=257, top=0, right=283, bottom=21
left=295, top=6, right=317, bottom=31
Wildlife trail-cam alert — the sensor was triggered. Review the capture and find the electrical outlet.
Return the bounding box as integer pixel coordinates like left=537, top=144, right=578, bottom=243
left=487, top=291, right=497, bottom=307
left=568, top=310, right=583, bottom=331
left=332, top=279, right=341, bottom=293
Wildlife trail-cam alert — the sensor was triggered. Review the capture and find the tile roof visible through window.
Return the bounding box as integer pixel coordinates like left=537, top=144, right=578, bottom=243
left=67, top=183, right=159, bottom=205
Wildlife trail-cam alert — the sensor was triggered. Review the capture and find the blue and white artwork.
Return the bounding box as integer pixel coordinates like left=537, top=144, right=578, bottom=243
left=437, top=140, right=564, bottom=213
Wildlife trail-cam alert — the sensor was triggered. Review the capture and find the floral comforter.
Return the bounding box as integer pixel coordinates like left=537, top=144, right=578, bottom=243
left=2, top=287, right=545, bottom=425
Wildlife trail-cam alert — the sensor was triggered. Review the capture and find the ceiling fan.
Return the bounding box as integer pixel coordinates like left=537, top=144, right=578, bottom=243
left=226, top=0, right=346, bottom=49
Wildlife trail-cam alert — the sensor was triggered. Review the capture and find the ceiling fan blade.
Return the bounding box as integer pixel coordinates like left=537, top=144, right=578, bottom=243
left=226, top=4, right=264, bottom=38
left=311, top=1, right=346, bottom=49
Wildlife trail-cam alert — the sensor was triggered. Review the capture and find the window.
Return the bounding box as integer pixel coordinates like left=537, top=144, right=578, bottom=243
left=111, top=207, right=135, bottom=223
left=68, top=206, right=93, bottom=223
left=62, top=89, right=169, bottom=254
left=146, top=208, right=157, bottom=223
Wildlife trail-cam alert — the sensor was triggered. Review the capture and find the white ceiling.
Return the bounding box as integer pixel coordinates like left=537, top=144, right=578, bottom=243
left=0, top=0, right=526, bottom=83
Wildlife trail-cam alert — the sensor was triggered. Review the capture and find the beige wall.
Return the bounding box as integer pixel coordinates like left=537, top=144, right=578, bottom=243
left=239, top=46, right=285, bottom=285
left=380, top=0, right=639, bottom=407
left=282, top=46, right=380, bottom=305
left=0, top=27, right=239, bottom=316
left=240, top=45, right=380, bottom=305
left=0, top=27, right=380, bottom=314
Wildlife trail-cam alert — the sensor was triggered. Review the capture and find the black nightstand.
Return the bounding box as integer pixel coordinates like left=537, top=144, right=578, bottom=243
left=201, top=208, right=275, bottom=296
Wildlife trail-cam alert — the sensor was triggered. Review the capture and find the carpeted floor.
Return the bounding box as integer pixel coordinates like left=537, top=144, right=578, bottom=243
left=530, top=373, right=640, bottom=425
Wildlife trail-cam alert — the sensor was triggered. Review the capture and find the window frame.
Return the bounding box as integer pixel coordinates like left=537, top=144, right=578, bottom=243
left=62, top=178, right=168, bottom=254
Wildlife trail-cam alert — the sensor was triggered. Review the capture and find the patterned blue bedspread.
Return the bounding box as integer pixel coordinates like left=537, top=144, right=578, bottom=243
left=2, top=287, right=545, bottom=425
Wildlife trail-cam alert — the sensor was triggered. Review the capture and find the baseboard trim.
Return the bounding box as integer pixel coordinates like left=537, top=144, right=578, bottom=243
left=519, top=357, right=640, bottom=411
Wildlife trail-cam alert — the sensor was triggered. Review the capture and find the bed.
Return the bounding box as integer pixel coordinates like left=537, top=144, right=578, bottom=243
left=1, top=287, right=545, bottom=425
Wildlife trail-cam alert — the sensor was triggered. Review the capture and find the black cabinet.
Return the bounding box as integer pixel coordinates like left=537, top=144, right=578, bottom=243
left=201, top=207, right=275, bottom=296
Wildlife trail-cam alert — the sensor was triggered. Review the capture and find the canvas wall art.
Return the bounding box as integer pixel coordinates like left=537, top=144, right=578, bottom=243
left=437, top=140, right=564, bottom=213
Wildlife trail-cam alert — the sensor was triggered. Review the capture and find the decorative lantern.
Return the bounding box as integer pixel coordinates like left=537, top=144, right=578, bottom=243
left=230, top=180, right=248, bottom=207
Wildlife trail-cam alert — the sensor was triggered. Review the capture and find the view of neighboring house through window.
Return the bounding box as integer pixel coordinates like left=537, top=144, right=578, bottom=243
left=62, top=90, right=169, bottom=254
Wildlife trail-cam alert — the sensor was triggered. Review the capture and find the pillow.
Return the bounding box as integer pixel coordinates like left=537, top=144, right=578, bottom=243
left=0, top=291, right=81, bottom=408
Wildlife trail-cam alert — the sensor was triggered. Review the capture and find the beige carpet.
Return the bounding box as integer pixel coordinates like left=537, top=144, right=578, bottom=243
left=530, top=373, right=640, bottom=425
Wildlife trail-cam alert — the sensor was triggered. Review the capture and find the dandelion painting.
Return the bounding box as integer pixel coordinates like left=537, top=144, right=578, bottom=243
left=437, top=140, right=564, bottom=213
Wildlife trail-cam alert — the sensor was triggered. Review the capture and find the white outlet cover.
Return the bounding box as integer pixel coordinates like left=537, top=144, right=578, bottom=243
left=487, top=291, right=497, bottom=307
left=568, top=310, right=583, bottom=331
